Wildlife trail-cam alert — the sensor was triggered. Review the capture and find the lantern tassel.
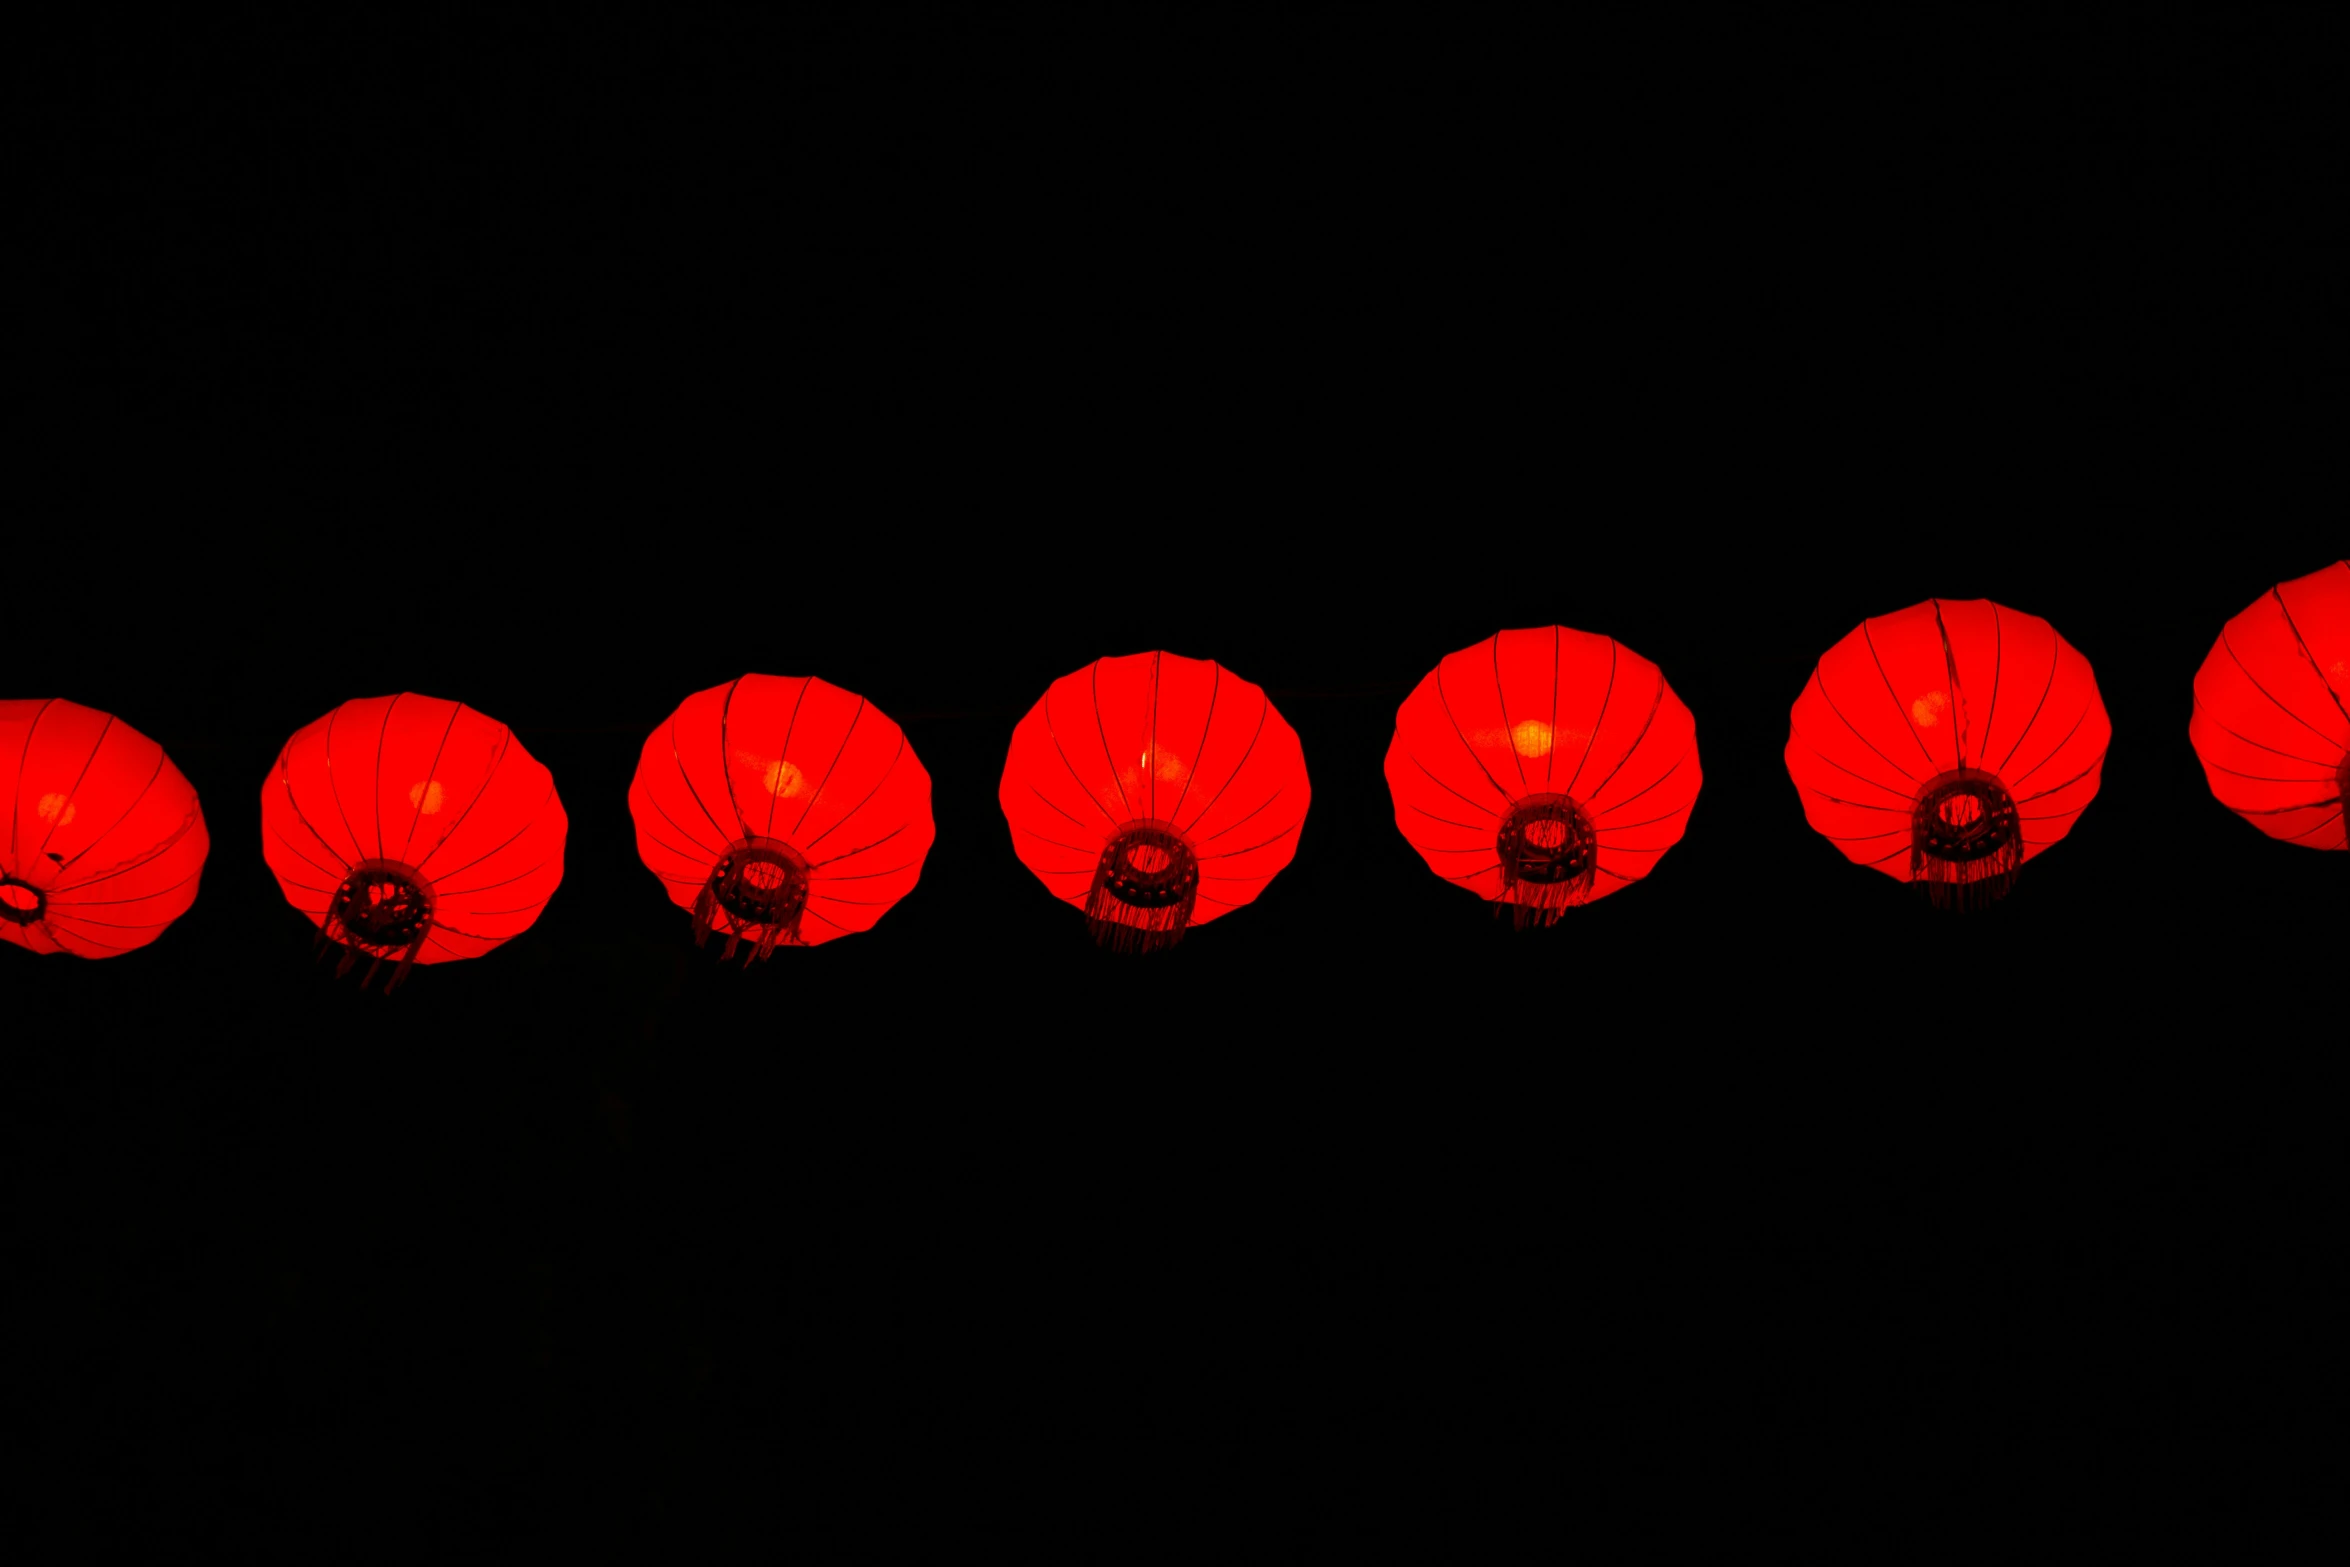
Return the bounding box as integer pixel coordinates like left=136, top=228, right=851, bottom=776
left=1497, top=870, right=1595, bottom=930
left=1912, top=835, right=2022, bottom=911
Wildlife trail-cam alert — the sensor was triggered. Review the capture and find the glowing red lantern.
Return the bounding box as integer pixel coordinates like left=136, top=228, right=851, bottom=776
left=0, top=699, right=209, bottom=959
left=2188, top=560, right=2349, bottom=851
left=1786, top=599, right=2110, bottom=909
left=260, top=694, right=566, bottom=991
left=1384, top=628, right=1700, bottom=924
left=999, top=651, right=1309, bottom=952
left=627, top=674, right=934, bottom=960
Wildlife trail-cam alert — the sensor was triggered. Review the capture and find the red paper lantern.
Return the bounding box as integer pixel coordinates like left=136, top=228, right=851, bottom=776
left=1384, top=627, right=1700, bottom=924
left=999, top=651, right=1309, bottom=952
left=260, top=694, right=567, bottom=991
left=628, top=674, right=934, bottom=960
left=0, top=699, right=209, bottom=959
left=2188, top=560, right=2349, bottom=851
left=1786, top=598, right=2110, bottom=909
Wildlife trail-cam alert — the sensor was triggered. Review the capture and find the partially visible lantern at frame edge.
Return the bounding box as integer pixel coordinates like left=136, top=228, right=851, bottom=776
left=2188, top=559, right=2349, bottom=852
left=260, top=694, right=567, bottom=992
left=0, top=699, right=210, bottom=958
left=999, top=651, right=1310, bottom=953
left=1786, top=598, right=2110, bottom=909
left=628, top=674, right=934, bottom=961
left=1385, top=627, right=1701, bottom=925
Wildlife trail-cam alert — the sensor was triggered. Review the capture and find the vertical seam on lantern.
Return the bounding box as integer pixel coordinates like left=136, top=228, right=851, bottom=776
left=48, top=861, right=205, bottom=909
left=2282, top=806, right=2345, bottom=842
left=1404, top=752, right=1501, bottom=820
left=10, top=697, right=57, bottom=862
left=1563, top=637, right=1616, bottom=801
left=2269, top=587, right=2350, bottom=735
left=1789, top=726, right=1913, bottom=799
left=808, top=820, right=908, bottom=870
left=1042, top=684, right=1123, bottom=830
left=35, top=713, right=115, bottom=860
left=1148, top=651, right=1160, bottom=823
left=1545, top=626, right=1561, bottom=790
left=1979, top=603, right=2004, bottom=774
left=764, top=676, right=816, bottom=841
left=1434, top=655, right=1518, bottom=806
left=401, top=699, right=464, bottom=866
left=791, top=697, right=865, bottom=841
left=275, top=753, right=354, bottom=875
left=320, top=704, right=368, bottom=868
left=648, top=795, right=725, bottom=859
left=2009, top=702, right=2097, bottom=789
left=2016, top=746, right=2108, bottom=804
left=2192, top=695, right=2339, bottom=769
left=718, top=676, right=752, bottom=844
left=422, top=778, right=555, bottom=888
left=371, top=693, right=402, bottom=863
left=801, top=731, right=905, bottom=854
left=1024, top=780, right=1094, bottom=833
left=1493, top=634, right=1530, bottom=798
left=1810, top=666, right=1923, bottom=786
left=50, top=746, right=167, bottom=877
left=1177, top=688, right=1270, bottom=837
left=1994, top=628, right=2065, bottom=776
left=2222, top=628, right=2346, bottom=750
left=1578, top=671, right=1666, bottom=812
left=1091, top=660, right=1135, bottom=823
left=1593, top=743, right=1691, bottom=819
left=415, top=726, right=517, bottom=875
left=1168, top=662, right=1220, bottom=829
left=1931, top=599, right=1968, bottom=771
left=663, top=710, right=734, bottom=856
left=1197, top=784, right=1285, bottom=843
left=1861, top=617, right=1937, bottom=772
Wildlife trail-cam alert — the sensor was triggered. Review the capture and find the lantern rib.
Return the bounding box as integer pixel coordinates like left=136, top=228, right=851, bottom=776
left=1788, top=728, right=1914, bottom=799
left=1494, top=635, right=1531, bottom=797
left=1177, top=691, right=1269, bottom=837
left=319, top=705, right=368, bottom=867
left=1167, top=661, right=1220, bottom=828
left=1195, top=890, right=1243, bottom=908
left=1593, top=805, right=1690, bottom=834
left=807, top=819, right=909, bottom=870
left=1435, top=657, right=1521, bottom=807
left=2232, top=794, right=2343, bottom=816
left=1562, top=639, right=1617, bottom=800
left=1148, top=651, right=1160, bottom=822
left=1931, top=600, right=1970, bottom=769
left=1862, top=619, right=1938, bottom=772
left=2282, top=807, right=2345, bottom=842
left=1414, top=841, right=1502, bottom=853
left=1407, top=802, right=1492, bottom=834
left=1043, top=684, right=1124, bottom=829
left=268, top=827, right=349, bottom=886
left=51, top=809, right=202, bottom=895
left=816, top=860, right=920, bottom=882
left=1592, top=744, right=1691, bottom=818
left=1809, top=668, right=1922, bottom=786
left=1090, top=661, right=1136, bottom=822
left=48, top=747, right=167, bottom=877
left=805, top=892, right=896, bottom=907
left=413, top=727, right=516, bottom=875
left=800, top=733, right=906, bottom=853
left=464, top=901, right=552, bottom=918
left=1858, top=839, right=1912, bottom=867
left=2220, top=631, right=2341, bottom=751
left=1595, top=839, right=1666, bottom=855
left=419, top=780, right=555, bottom=887
left=370, top=693, right=401, bottom=863
left=2017, top=746, right=2108, bottom=803
left=48, top=862, right=205, bottom=908
left=763, top=677, right=815, bottom=840
left=8, top=697, right=59, bottom=859
left=1978, top=603, right=2003, bottom=773
left=1994, top=632, right=2067, bottom=775
left=34, top=713, right=114, bottom=859
left=42, top=911, right=179, bottom=930
left=790, top=697, right=866, bottom=841
left=400, top=700, right=465, bottom=865
left=803, top=904, right=849, bottom=933
left=40, top=919, right=135, bottom=951
left=2008, top=704, right=2095, bottom=789
left=435, top=857, right=557, bottom=899
left=1197, top=819, right=1299, bottom=862
left=1023, top=780, right=1095, bottom=832
left=2269, top=587, right=2350, bottom=733
left=1018, top=826, right=1100, bottom=858
left=1198, top=785, right=1284, bottom=843
left=274, top=879, right=338, bottom=899
left=718, top=677, right=752, bottom=842
left=274, top=756, right=355, bottom=875
left=2192, top=696, right=2339, bottom=769
left=1403, top=752, right=1501, bottom=820
left=665, top=713, right=736, bottom=856
left=2205, top=760, right=2337, bottom=784
left=1546, top=627, right=1561, bottom=789
left=1594, top=864, right=1646, bottom=885
left=645, top=798, right=725, bottom=860
left=1824, top=825, right=1909, bottom=842
left=1578, top=677, right=1666, bottom=811
left=1805, top=786, right=1912, bottom=814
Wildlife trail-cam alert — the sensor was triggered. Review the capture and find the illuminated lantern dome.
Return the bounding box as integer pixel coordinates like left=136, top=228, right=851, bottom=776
left=627, top=674, right=934, bottom=961
left=260, top=695, right=567, bottom=991
left=2188, top=560, right=2349, bottom=851
left=1786, top=599, right=2110, bottom=909
left=1384, top=628, right=1700, bottom=925
left=999, top=651, right=1309, bottom=953
left=0, top=699, right=209, bottom=959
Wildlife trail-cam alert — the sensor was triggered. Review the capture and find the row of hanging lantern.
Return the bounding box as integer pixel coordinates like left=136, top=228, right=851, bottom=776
left=4, top=563, right=2344, bottom=982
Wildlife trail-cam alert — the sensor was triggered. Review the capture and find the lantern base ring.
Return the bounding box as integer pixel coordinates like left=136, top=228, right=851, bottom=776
left=695, top=836, right=810, bottom=966
left=0, top=873, right=45, bottom=927
left=1911, top=768, right=2023, bottom=911
left=1086, top=819, right=1200, bottom=954
left=322, top=859, right=436, bottom=993
left=1495, top=792, right=1597, bottom=928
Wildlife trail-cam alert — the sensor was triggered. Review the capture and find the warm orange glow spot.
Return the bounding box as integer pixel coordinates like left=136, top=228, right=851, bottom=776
left=1137, top=747, right=1186, bottom=782
left=35, top=793, right=75, bottom=828
left=738, top=753, right=806, bottom=798
left=0, top=884, right=37, bottom=912
left=408, top=780, right=445, bottom=815
left=1511, top=720, right=1553, bottom=759
left=1912, top=692, right=1948, bottom=727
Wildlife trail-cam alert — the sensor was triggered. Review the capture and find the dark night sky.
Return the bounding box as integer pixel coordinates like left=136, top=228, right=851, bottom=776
left=12, top=4, right=2346, bottom=1551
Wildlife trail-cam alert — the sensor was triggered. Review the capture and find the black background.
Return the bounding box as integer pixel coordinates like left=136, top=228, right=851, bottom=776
left=13, top=3, right=2347, bottom=1550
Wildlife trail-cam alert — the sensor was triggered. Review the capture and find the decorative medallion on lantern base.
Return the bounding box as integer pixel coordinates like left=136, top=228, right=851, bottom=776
left=694, top=836, right=811, bottom=965
left=1495, top=792, right=1598, bottom=928
left=0, top=874, right=45, bottom=927
left=1086, top=819, right=1200, bottom=954
left=1910, top=768, right=2023, bottom=911
left=322, top=859, right=435, bottom=993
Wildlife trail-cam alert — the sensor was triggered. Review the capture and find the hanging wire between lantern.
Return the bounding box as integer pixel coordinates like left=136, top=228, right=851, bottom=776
left=1910, top=768, right=2023, bottom=911
left=694, top=836, right=811, bottom=965
left=1085, top=820, right=1199, bottom=954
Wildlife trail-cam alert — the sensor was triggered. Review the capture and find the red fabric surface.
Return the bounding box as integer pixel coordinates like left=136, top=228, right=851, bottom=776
left=2188, top=559, right=2350, bottom=850
left=1786, top=599, right=2110, bottom=879
left=627, top=674, right=934, bottom=945
left=0, top=699, right=209, bottom=958
left=999, top=651, right=1309, bottom=928
left=1384, top=627, right=1701, bottom=909
left=260, top=694, right=566, bottom=965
